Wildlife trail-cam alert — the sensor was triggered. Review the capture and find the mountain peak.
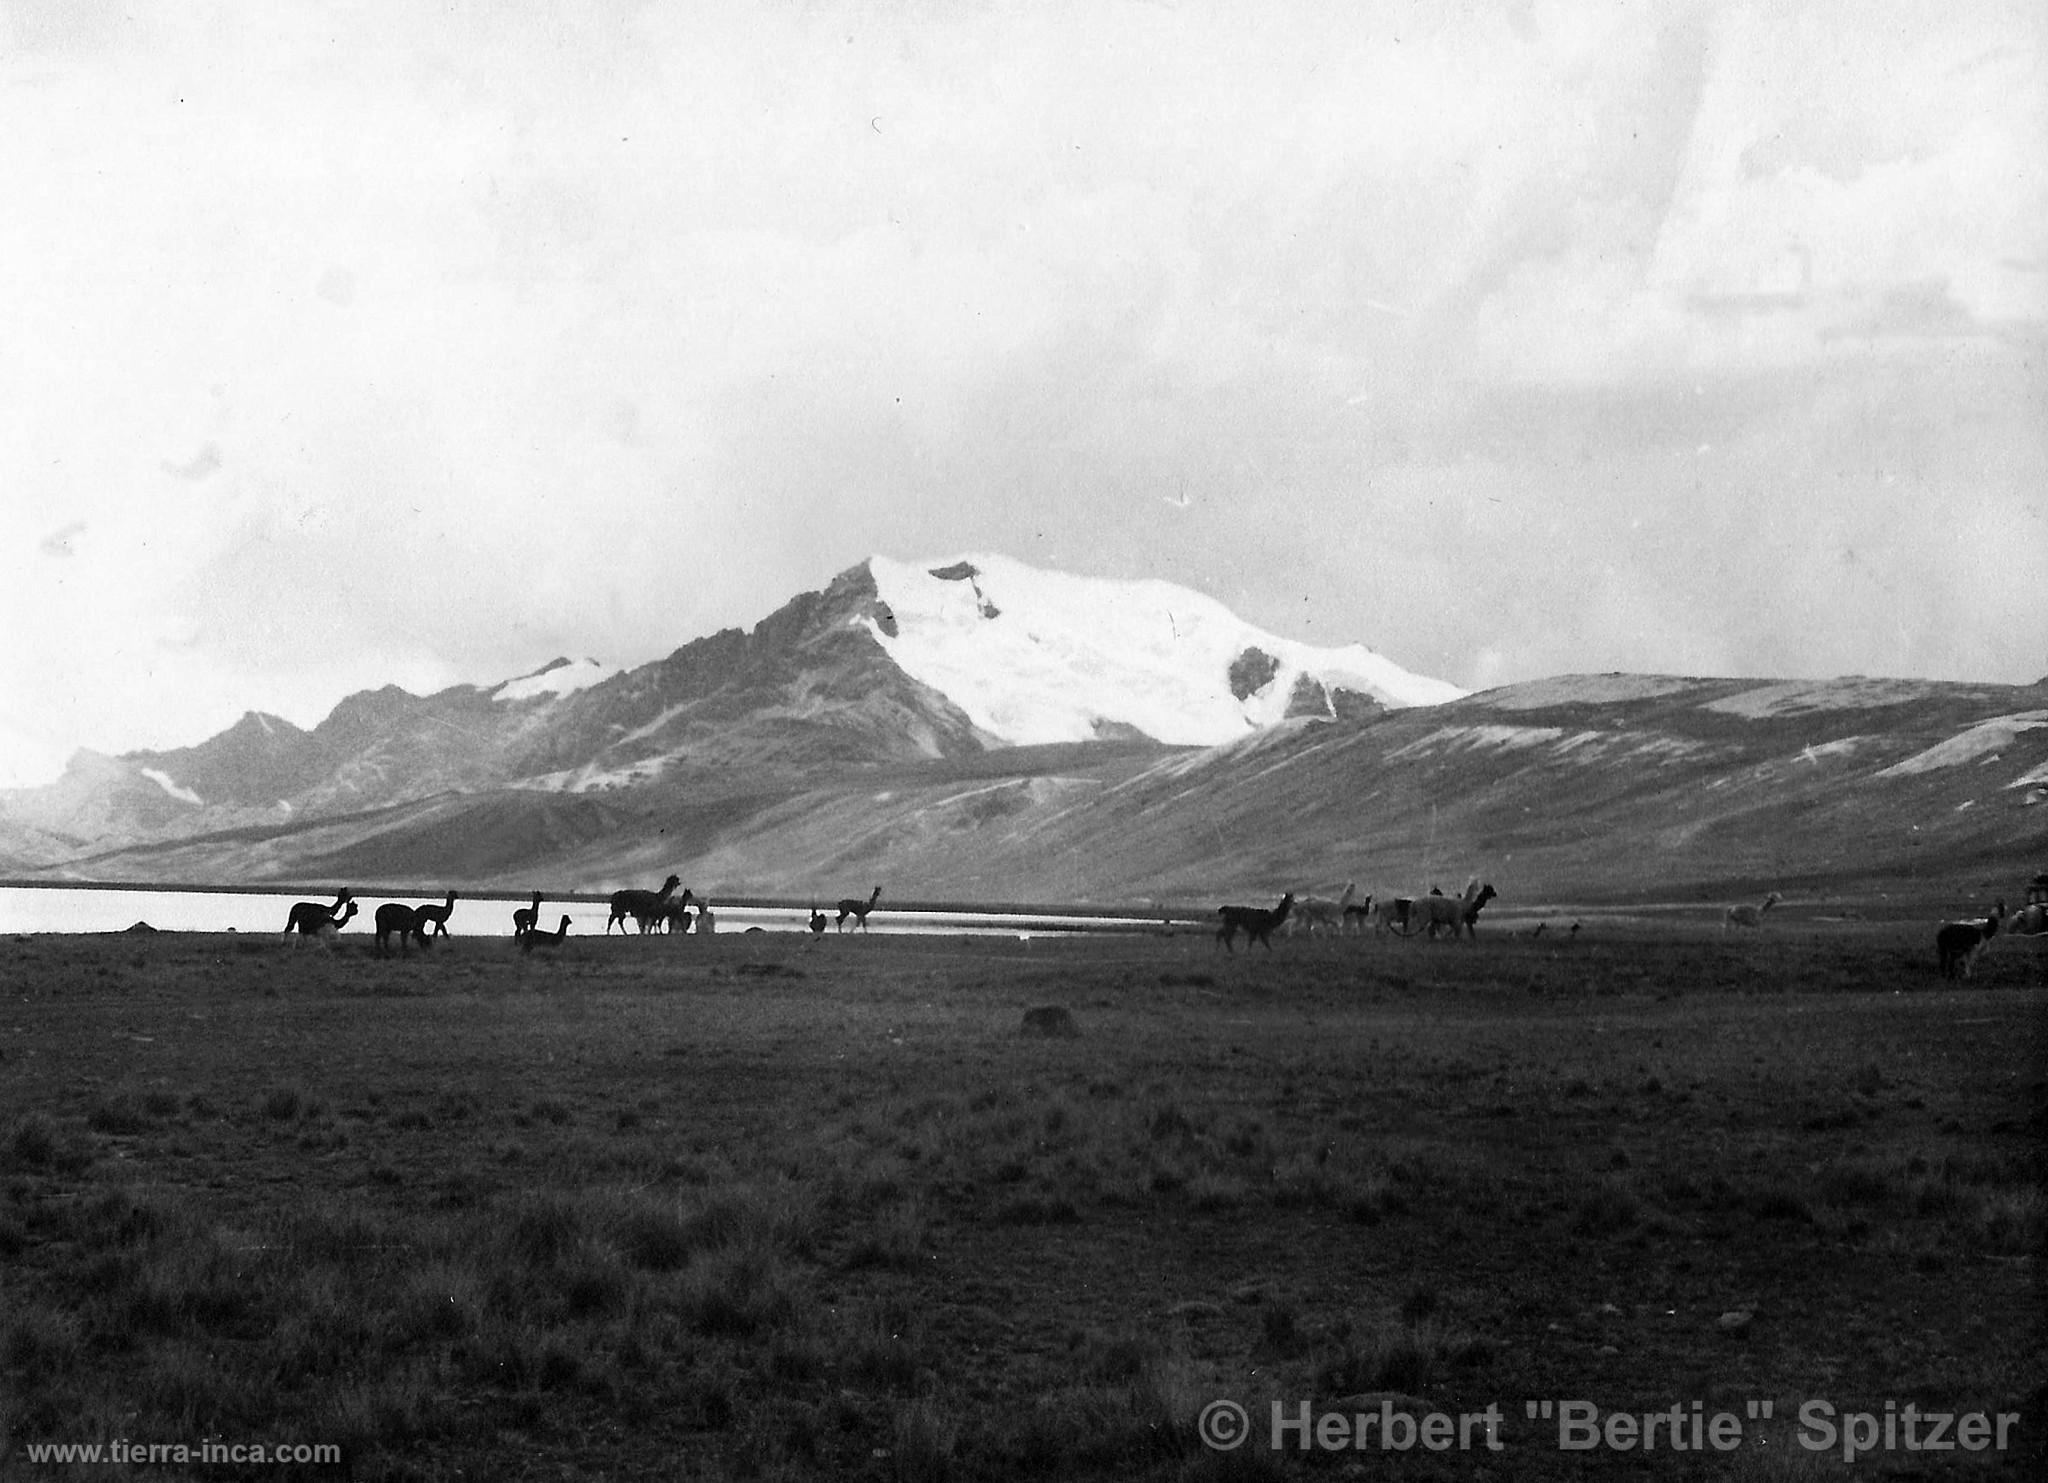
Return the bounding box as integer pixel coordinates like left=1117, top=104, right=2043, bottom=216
left=861, top=552, right=1462, bottom=747
left=494, top=657, right=620, bottom=703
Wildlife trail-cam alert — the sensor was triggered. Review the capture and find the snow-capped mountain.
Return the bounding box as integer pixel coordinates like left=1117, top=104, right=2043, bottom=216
left=866, top=555, right=1463, bottom=745
left=0, top=554, right=1461, bottom=870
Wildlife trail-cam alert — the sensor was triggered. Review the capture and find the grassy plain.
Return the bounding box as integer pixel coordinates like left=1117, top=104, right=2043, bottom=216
left=1, top=919, right=2042, bottom=1480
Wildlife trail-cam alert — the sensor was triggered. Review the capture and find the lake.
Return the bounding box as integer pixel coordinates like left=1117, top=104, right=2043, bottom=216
left=0, top=883, right=1169, bottom=939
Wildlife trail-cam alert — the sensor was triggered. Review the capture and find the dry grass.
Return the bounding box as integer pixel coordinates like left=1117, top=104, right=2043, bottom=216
left=0, top=923, right=2040, bottom=1479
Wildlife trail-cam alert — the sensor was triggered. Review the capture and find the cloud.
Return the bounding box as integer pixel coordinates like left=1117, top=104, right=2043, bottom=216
left=0, top=0, right=2040, bottom=788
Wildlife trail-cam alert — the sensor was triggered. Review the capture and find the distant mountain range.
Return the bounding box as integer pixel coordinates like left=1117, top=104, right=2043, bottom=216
left=2, top=556, right=2043, bottom=907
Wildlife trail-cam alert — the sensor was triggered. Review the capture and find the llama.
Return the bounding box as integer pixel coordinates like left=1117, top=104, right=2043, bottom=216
left=1341, top=896, right=1376, bottom=935
left=1216, top=893, right=1294, bottom=954
left=1459, top=883, right=1500, bottom=937
left=1398, top=879, right=1491, bottom=939
left=288, top=897, right=357, bottom=946
left=413, top=891, right=457, bottom=938
left=1297, top=881, right=1357, bottom=936
left=661, top=895, right=696, bottom=934
left=1374, top=896, right=1417, bottom=936
left=695, top=902, right=716, bottom=935
left=608, top=875, right=682, bottom=935
left=1937, top=902, right=2005, bottom=980
left=808, top=906, right=828, bottom=939
left=521, top=915, right=572, bottom=953
left=374, top=903, right=432, bottom=956
left=512, top=891, right=542, bottom=939
left=1724, top=891, right=1783, bottom=930
left=837, top=886, right=882, bottom=932
left=307, top=900, right=358, bottom=946
left=284, top=889, right=353, bottom=937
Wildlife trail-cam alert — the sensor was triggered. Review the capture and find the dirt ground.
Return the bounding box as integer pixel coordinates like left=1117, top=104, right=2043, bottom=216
left=2, top=921, right=2042, bottom=1479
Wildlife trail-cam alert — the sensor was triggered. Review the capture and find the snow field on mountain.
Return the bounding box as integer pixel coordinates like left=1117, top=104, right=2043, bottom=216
left=866, top=554, right=1463, bottom=747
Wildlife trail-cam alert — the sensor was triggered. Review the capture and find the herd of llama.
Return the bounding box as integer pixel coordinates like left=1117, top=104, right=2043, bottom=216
left=277, top=866, right=2043, bottom=981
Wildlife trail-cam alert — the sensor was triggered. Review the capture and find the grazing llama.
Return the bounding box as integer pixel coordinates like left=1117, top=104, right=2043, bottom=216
left=521, top=915, right=572, bottom=953
left=1936, top=902, right=2005, bottom=980
left=373, top=903, right=432, bottom=956
left=284, top=889, right=353, bottom=937
left=608, top=875, right=682, bottom=935
left=1216, top=893, right=1294, bottom=954
left=288, top=897, right=357, bottom=947
left=413, top=891, right=457, bottom=938
left=1297, top=881, right=1357, bottom=936
left=512, top=891, right=542, bottom=939
left=837, top=886, right=882, bottom=932
left=1724, top=891, right=1782, bottom=930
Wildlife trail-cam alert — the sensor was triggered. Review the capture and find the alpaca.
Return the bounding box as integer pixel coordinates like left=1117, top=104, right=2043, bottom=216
left=374, top=903, right=432, bottom=956
left=284, top=889, right=353, bottom=937
left=512, top=891, right=542, bottom=938
left=808, top=906, right=828, bottom=939
left=695, top=902, right=716, bottom=934
left=1724, top=891, right=1782, bottom=930
left=1341, top=896, right=1376, bottom=935
left=608, top=875, right=681, bottom=935
left=288, top=897, right=357, bottom=946
left=1937, top=902, right=2005, bottom=980
left=837, top=886, right=882, bottom=932
left=413, top=891, right=457, bottom=938
left=1217, top=893, right=1294, bottom=954
left=1297, top=881, right=1357, bottom=936
left=661, top=895, right=696, bottom=934
left=521, top=915, right=572, bottom=953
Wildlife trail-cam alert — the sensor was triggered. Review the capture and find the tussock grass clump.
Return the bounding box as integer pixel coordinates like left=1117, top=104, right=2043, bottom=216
left=1952, top=1185, right=2044, bottom=1256
left=1570, top=1179, right=1642, bottom=1237
left=1319, top=1318, right=1495, bottom=1395
left=4, top=1303, right=85, bottom=1374
left=261, top=1085, right=322, bottom=1122
left=845, top=1295, right=929, bottom=1393
left=1814, top=1158, right=1893, bottom=1207
left=843, top=1197, right=928, bottom=1271
left=86, top=1089, right=180, bottom=1134
left=8, top=1111, right=88, bottom=1171
left=1186, top=1171, right=1250, bottom=1212
left=679, top=1245, right=801, bottom=1337
left=892, top=1397, right=960, bottom=1483
left=993, top=1344, right=1204, bottom=1474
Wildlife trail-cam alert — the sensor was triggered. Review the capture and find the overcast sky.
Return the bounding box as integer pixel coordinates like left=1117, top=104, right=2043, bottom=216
left=2, top=0, right=2042, bottom=788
